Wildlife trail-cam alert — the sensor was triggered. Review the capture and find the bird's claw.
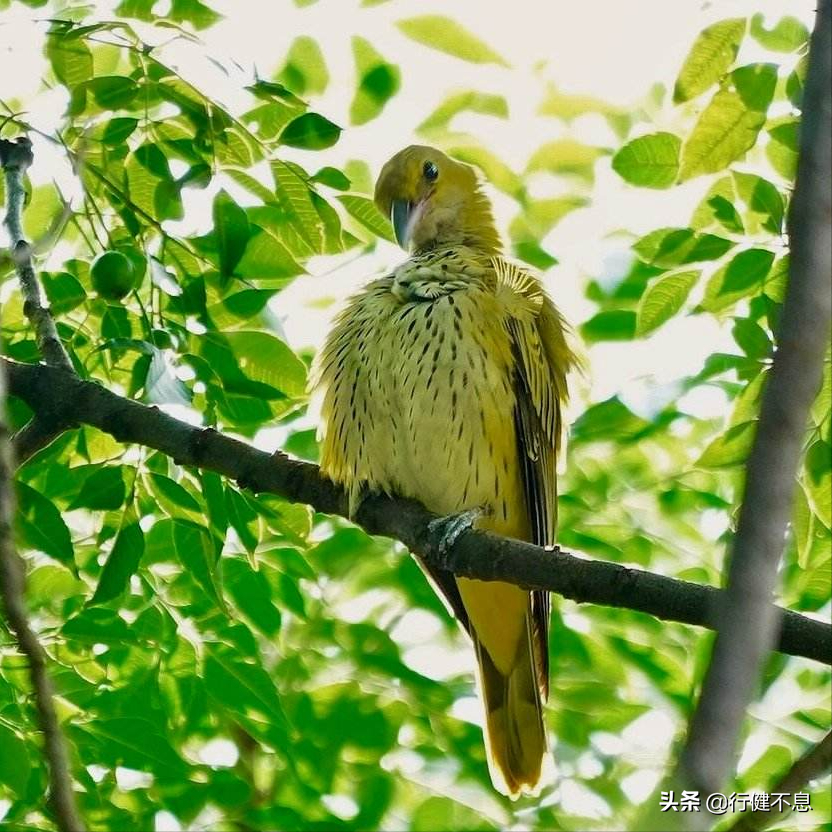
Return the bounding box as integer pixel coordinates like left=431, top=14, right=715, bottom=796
left=428, top=506, right=489, bottom=567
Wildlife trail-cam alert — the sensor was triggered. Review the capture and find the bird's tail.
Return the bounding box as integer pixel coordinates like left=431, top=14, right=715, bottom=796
left=475, top=614, right=548, bottom=799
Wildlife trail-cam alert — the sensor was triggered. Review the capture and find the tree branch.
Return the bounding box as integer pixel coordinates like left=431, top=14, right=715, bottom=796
left=2, top=136, right=75, bottom=466
left=1, top=137, right=73, bottom=374
left=729, top=732, right=832, bottom=832
left=4, top=357, right=830, bottom=667
left=677, top=0, right=832, bottom=805
left=0, top=374, right=84, bottom=831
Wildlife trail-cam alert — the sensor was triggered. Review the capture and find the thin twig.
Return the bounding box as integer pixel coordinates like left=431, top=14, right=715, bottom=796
left=3, top=357, right=831, bottom=667
left=677, top=0, right=832, bottom=808
left=0, top=374, right=84, bottom=832
left=0, top=137, right=73, bottom=372
left=729, top=732, right=832, bottom=831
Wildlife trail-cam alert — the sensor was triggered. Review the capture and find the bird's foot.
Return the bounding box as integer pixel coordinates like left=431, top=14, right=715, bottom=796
left=427, top=506, right=490, bottom=568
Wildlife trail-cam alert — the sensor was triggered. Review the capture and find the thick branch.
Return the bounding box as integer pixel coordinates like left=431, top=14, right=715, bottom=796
left=729, top=732, right=832, bottom=831
left=0, top=374, right=84, bottom=831
left=4, top=357, right=830, bottom=666
left=678, top=0, right=832, bottom=804
left=1, top=137, right=73, bottom=373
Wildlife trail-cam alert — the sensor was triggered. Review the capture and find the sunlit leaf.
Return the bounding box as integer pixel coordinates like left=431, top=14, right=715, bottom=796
left=0, top=725, right=31, bottom=797
left=337, top=194, right=395, bottom=243
left=280, top=112, right=342, bottom=150
left=224, top=331, right=308, bottom=398
left=397, top=15, right=508, bottom=66
left=419, top=91, right=508, bottom=133
left=350, top=37, right=401, bottom=125
left=213, top=190, right=250, bottom=278
left=749, top=13, right=809, bottom=52
left=276, top=35, right=329, bottom=96
left=90, top=522, right=144, bottom=605
left=673, top=18, right=746, bottom=103
left=46, top=32, right=93, bottom=87
left=636, top=270, right=699, bottom=336
left=612, top=132, right=681, bottom=188
left=698, top=420, right=757, bottom=467
left=699, top=248, right=775, bottom=313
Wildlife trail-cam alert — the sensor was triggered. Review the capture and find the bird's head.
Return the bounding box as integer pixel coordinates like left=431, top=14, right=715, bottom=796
left=374, top=145, right=500, bottom=254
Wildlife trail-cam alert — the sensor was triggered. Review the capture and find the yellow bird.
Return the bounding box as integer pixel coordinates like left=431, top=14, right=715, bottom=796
left=313, top=145, right=578, bottom=797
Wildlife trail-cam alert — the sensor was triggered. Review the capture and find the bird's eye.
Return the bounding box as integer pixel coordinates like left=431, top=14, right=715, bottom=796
left=423, top=161, right=439, bottom=182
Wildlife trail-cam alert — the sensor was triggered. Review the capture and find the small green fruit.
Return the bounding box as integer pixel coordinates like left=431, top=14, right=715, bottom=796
left=90, top=251, right=137, bottom=301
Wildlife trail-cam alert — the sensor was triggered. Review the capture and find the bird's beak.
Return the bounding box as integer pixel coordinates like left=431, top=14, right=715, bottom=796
left=390, top=199, right=413, bottom=249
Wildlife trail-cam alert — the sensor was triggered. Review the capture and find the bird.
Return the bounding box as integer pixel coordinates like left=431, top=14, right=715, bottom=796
left=312, top=145, right=578, bottom=798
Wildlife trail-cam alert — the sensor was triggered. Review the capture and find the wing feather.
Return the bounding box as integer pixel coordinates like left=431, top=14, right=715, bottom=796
left=493, top=258, right=576, bottom=701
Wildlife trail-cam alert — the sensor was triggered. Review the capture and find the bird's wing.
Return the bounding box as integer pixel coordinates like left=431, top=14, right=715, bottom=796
left=493, top=257, right=575, bottom=699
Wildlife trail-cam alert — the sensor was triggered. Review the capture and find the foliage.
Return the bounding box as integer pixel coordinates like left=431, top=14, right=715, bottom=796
left=0, top=3, right=828, bottom=831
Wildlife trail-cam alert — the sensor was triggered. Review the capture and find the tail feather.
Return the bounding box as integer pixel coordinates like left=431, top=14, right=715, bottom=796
left=475, top=612, right=548, bottom=798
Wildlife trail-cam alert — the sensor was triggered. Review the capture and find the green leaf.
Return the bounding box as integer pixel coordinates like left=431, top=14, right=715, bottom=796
left=397, top=16, right=508, bottom=66
left=16, top=483, right=73, bottom=565
left=204, top=643, right=289, bottom=730
left=42, top=271, right=86, bottom=314
left=213, top=190, right=250, bottom=278
left=102, top=117, right=139, bottom=146
left=418, top=91, right=508, bottom=133
left=611, top=132, right=681, bottom=188
left=538, top=82, right=617, bottom=121
left=280, top=113, right=342, bottom=150
left=708, top=195, right=745, bottom=233
left=46, top=33, right=93, bottom=87
left=572, top=397, right=650, bottom=442
left=636, top=271, right=699, bottom=336
left=337, top=194, right=395, bottom=243
left=448, top=144, right=522, bottom=197
left=276, top=35, right=329, bottom=96
left=86, top=717, right=185, bottom=774
left=509, top=196, right=588, bottom=241
left=527, top=139, right=604, bottom=182
left=698, top=421, right=757, bottom=467
left=700, top=248, right=775, bottom=313
left=173, top=520, right=225, bottom=611
left=271, top=159, right=323, bottom=250
left=633, top=228, right=734, bottom=267
left=87, top=76, right=139, bottom=110
left=514, top=240, right=557, bottom=270
left=224, top=331, right=308, bottom=398
left=145, top=349, right=192, bottom=406
left=90, top=522, right=144, bottom=605
left=311, top=167, right=351, bottom=190
left=732, top=172, right=784, bottom=234
left=691, top=176, right=737, bottom=230
left=580, top=310, right=636, bottom=343
left=673, top=18, right=746, bottom=103
left=225, top=486, right=259, bottom=554
left=350, top=37, right=401, bottom=126
left=749, top=13, right=809, bottom=52
left=224, top=558, right=282, bottom=637
left=732, top=318, right=772, bottom=359
left=786, top=57, right=807, bottom=109
left=235, top=228, right=303, bottom=281
left=148, top=473, right=203, bottom=521
left=412, top=796, right=497, bottom=831
left=679, top=89, right=767, bottom=182
left=766, top=119, right=799, bottom=179
left=732, top=63, right=778, bottom=111
left=69, top=466, right=126, bottom=511
left=0, top=725, right=31, bottom=797
left=805, top=441, right=832, bottom=528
